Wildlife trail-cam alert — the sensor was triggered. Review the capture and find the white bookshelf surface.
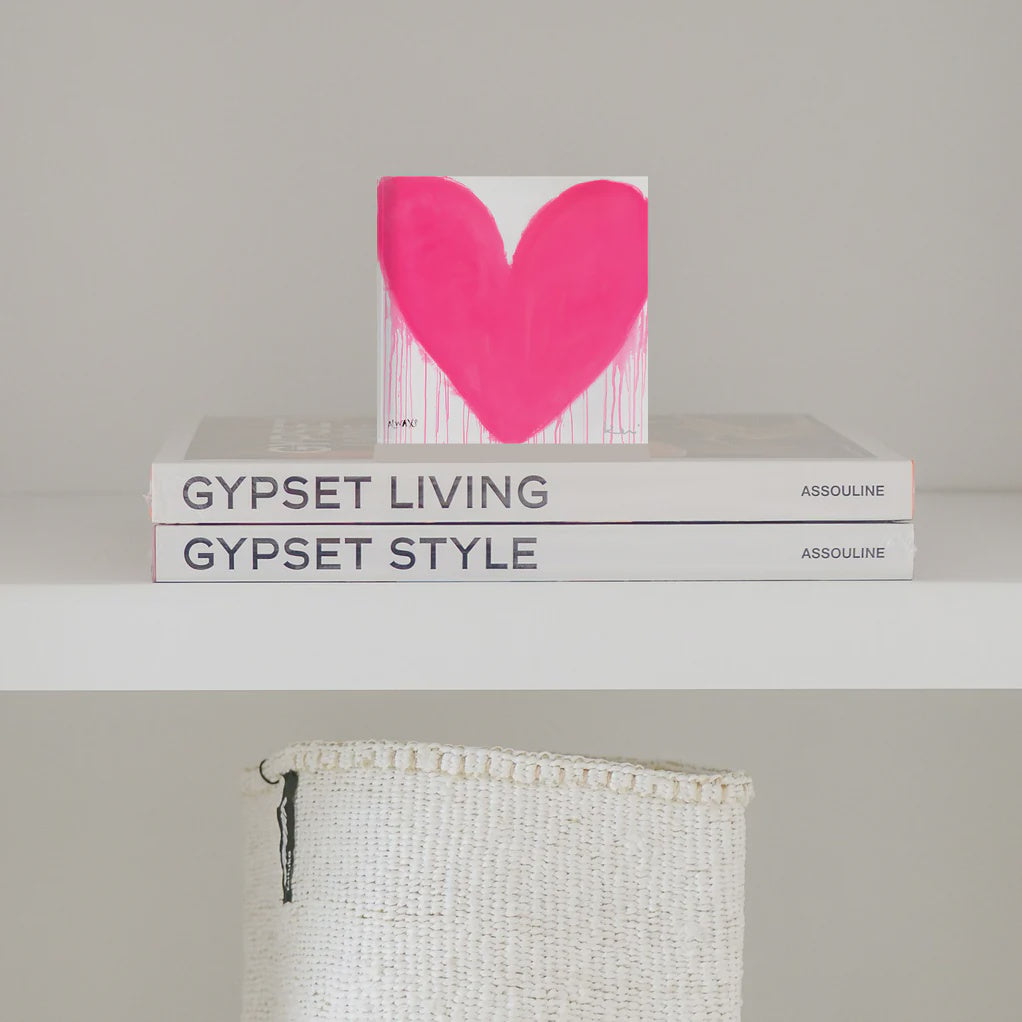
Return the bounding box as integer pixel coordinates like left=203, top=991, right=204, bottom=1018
left=0, top=493, right=1019, bottom=689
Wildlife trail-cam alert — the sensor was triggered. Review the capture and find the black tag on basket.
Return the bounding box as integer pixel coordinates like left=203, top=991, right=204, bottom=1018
left=277, top=770, right=298, bottom=903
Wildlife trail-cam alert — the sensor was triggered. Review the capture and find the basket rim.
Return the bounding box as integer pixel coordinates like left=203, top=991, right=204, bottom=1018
left=248, top=739, right=753, bottom=806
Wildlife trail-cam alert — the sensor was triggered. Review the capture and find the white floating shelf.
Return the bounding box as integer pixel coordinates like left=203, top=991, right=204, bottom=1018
left=1, top=493, right=1019, bottom=688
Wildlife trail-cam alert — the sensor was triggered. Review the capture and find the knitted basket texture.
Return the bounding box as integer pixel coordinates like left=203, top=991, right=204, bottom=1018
left=243, top=740, right=753, bottom=1022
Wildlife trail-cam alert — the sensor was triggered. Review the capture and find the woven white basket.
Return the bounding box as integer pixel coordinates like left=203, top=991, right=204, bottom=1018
left=243, top=740, right=753, bottom=1022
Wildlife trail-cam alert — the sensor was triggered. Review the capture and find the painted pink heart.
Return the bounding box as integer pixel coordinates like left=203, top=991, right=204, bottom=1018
left=377, top=177, right=648, bottom=443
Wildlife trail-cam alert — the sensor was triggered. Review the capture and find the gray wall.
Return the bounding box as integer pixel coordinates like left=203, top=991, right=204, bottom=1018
left=1, top=690, right=1019, bottom=1022
left=2, top=2, right=1021, bottom=493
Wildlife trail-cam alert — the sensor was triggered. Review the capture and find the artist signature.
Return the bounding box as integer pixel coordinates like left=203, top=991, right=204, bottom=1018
left=604, top=428, right=638, bottom=436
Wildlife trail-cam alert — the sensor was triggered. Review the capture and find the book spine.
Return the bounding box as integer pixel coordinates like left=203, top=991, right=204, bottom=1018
left=153, top=522, right=915, bottom=582
left=150, top=460, right=914, bottom=524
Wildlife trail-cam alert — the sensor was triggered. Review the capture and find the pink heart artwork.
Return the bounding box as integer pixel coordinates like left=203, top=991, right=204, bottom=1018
left=378, top=176, right=648, bottom=444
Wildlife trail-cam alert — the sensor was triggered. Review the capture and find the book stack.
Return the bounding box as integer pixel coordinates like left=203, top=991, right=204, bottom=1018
left=149, top=413, right=914, bottom=581
left=150, top=176, right=914, bottom=580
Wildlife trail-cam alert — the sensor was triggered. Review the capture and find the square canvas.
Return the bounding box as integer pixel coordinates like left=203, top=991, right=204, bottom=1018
left=377, top=176, right=648, bottom=444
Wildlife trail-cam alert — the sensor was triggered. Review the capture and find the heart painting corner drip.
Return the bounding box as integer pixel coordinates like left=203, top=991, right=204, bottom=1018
left=377, top=175, right=648, bottom=445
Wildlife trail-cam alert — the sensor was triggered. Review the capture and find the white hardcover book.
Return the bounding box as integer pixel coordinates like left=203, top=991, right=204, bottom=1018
left=153, top=521, right=915, bottom=582
left=149, top=415, right=914, bottom=524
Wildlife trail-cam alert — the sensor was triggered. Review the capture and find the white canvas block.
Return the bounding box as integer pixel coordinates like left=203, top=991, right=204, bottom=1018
left=377, top=177, right=649, bottom=445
